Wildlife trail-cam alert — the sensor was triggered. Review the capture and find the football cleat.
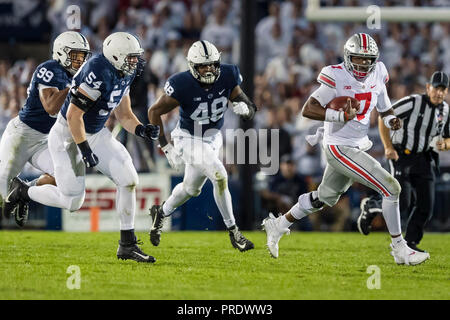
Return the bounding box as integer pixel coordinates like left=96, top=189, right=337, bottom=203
left=149, top=204, right=165, bottom=246
left=261, top=213, right=290, bottom=258
left=390, top=242, right=430, bottom=266
left=228, top=226, right=254, bottom=252
left=4, top=177, right=29, bottom=219
left=14, top=201, right=30, bottom=227
left=117, top=240, right=156, bottom=263
left=357, top=196, right=382, bottom=235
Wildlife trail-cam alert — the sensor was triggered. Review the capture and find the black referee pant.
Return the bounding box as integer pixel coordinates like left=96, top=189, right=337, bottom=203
left=391, top=148, right=435, bottom=245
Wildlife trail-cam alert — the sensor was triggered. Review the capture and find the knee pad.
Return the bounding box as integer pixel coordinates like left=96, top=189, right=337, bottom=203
left=211, top=169, right=228, bottom=196
left=384, top=194, right=399, bottom=203
left=108, top=156, right=139, bottom=188
left=318, top=184, right=341, bottom=207
left=389, top=179, right=402, bottom=198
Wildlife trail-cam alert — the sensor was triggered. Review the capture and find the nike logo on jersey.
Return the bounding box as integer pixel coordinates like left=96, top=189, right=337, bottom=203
left=370, top=85, right=376, bottom=89
left=194, top=97, right=201, bottom=101
left=219, top=89, right=225, bottom=95
left=344, top=86, right=352, bottom=90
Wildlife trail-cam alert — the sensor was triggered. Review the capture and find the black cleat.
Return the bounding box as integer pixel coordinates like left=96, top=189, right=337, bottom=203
left=14, top=201, right=29, bottom=227
left=4, top=177, right=29, bottom=219
left=149, top=204, right=165, bottom=246
left=228, top=226, right=254, bottom=252
left=357, top=197, right=382, bottom=235
left=117, top=240, right=156, bottom=263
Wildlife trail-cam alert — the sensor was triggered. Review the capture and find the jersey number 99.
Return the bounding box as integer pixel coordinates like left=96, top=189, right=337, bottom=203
left=37, top=67, right=54, bottom=83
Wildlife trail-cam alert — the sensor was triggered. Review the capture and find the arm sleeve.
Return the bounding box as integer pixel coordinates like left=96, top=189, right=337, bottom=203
left=375, top=84, right=392, bottom=113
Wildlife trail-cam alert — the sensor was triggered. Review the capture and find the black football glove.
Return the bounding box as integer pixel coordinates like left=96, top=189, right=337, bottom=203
left=77, top=141, right=99, bottom=168
left=135, top=124, right=160, bottom=141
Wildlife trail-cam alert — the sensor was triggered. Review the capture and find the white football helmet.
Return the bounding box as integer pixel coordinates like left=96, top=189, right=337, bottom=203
left=103, top=32, right=145, bottom=76
left=52, top=31, right=91, bottom=75
left=187, top=40, right=221, bottom=84
left=343, top=33, right=379, bottom=80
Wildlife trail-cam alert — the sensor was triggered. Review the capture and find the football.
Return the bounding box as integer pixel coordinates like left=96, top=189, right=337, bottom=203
left=327, top=96, right=360, bottom=112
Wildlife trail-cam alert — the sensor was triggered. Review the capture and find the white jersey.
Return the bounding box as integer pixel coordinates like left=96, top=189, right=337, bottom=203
left=310, top=61, right=391, bottom=149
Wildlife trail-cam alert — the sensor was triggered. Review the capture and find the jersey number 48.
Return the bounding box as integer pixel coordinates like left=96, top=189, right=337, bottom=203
left=190, top=97, right=228, bottom=125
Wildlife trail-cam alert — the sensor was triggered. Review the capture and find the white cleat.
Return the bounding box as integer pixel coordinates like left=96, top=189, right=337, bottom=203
left=261, top=213, right=290, bottom=258
left=390, top=243, right=430, bottom=266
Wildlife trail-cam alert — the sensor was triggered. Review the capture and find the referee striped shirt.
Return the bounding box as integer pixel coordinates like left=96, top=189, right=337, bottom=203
left=391, top=94, right=450, bottom=153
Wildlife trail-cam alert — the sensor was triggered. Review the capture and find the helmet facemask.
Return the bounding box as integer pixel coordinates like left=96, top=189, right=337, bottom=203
left=64, top=48, right=91, bottom=75
left=119, top=53, right=145, bottom=76
left=189, top=60, right=221, bottom=84
left=344, top=53, right=378, bottom=80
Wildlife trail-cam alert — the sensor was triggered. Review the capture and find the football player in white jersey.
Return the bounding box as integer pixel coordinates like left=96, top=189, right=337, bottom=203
left=262, top=33, right=430, bottom=265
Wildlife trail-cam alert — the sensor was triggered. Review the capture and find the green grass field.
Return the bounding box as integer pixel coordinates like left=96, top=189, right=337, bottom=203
left=0, top=230, right=449, bottom=300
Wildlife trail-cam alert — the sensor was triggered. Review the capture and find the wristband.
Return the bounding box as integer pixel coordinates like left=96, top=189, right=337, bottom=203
left=77, top=140, right=92, bottom=155
left=383, top=115, right=396, bottom=129
left=325, top=108, right=346, bottom=123
left=135, top=124, right=145, bottom=137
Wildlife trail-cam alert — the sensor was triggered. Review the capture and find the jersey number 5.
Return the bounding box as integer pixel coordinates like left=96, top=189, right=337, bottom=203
left=191, top=97, right=228, bottom=125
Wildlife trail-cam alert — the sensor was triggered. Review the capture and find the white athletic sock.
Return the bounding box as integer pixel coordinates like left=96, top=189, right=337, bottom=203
left=278, top=215, right=293, bottom=229
left=116, top=186, right=135, bottom=230
left=163, top=183, right=191, bottom=216
left=382, top=197, right=402, bottom=237
left=290, top=192, right=322, bottom=220
left=391, top=234, right=406, bottom=248
left=212, top=181, right=235, bottom=229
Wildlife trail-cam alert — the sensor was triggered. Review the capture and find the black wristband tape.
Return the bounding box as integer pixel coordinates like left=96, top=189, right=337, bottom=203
left=77, top=140, right=92, bottom=155
left=135, top=124, right=145, bottom=137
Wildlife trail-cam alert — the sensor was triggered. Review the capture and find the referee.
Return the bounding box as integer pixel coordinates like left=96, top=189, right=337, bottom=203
left=358, top=71, right=449, bottom=253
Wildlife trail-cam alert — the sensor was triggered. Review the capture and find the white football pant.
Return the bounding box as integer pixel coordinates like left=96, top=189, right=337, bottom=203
left=27, top=115, right=138, bottom=230
left=292, top=144, right=402, bottom=236
left=163, top=130, right=236, bottom=228
left=0, top=116, right=54, bottom=202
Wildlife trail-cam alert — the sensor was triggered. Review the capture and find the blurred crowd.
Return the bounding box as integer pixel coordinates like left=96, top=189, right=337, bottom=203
left=1, top=0, right=450, bottom=231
